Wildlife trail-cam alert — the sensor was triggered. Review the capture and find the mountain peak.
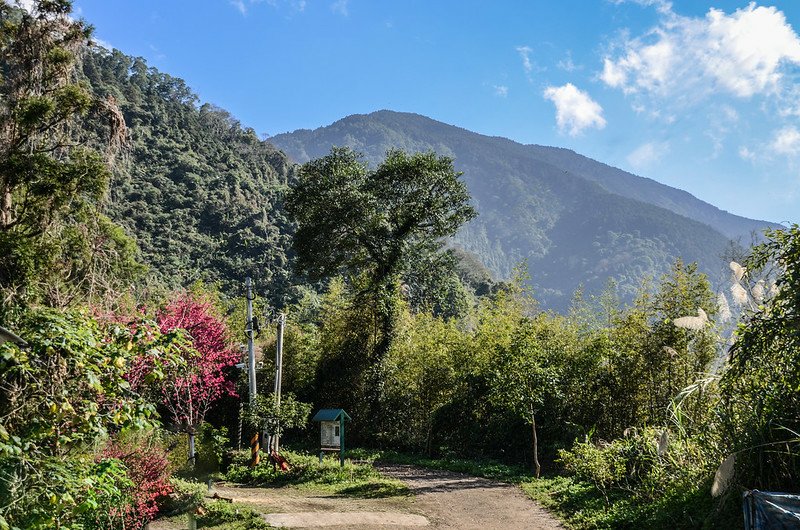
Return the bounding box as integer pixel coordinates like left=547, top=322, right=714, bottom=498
left=270, top=111, right=779, bottom=310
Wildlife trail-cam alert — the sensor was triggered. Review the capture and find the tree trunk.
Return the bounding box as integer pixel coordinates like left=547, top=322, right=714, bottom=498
left=1, top=183, right=12, bottom=229
left=188, top=432, right=196, bottom=468
left=531, top=408, right=541, bottom=478
left=365, top=280, right=399, bottom=435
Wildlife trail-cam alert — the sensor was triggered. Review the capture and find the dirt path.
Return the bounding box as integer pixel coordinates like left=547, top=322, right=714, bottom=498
left=377, top=464, right=563, bottom=530
left=157, top=465, right=563, bottom=529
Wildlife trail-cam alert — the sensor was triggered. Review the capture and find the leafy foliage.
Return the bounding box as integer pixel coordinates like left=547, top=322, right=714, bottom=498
left=718, top=224, right=800, bottom=492
left=225, top=449, right=409, bottom=498
left=286, top=147, right=476, bottom=430
left=244, top=393, right=311, bottom=440
left=0, top=309, right=158, bottom=528
left=0, top=0, right=140, bottom=313
left=102, top=434, right=173, bottom=529
left=155, top=293, right=239, bottom=434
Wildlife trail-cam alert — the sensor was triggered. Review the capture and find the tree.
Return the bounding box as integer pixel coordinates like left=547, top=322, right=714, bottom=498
left=154, top=293, right=238, bottom=466
left=645, top=259, right=717, bottom=426
left=0, top=0, right=135, bottom=311
left=244, top=393, right=311, bottom=450
left=489, top=315, right=566, bottom=477
left=286, top=148, right=476, bottom=420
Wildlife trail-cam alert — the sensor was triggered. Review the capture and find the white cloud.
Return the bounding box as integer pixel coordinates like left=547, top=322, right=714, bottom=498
left=516, top=45, right=533, bottom=74
left=771, top=126, right=800, bottom=156
left=92, top=36, right=113, bottom=50
left=493, top=85, right=508, bottom=97
left=602, top=4, right=800, bottom=100
left=612, top=0, right=673, bottom=16
left=234, top=0, right=306, bottom=15
left=330, top=0, right=348, bottom=16
left=627, top=141, right=670, bottom=169
left=601, top=57, right=628, bottom=88
left=557, top=52, right=579, bottom=72
left=704, top=104, right=740, bottom=158
left=739, top=146, right=756, bottom=161
left=543, top=83, right=607, bottom=136
left=231, top=0, right=247, bottom=14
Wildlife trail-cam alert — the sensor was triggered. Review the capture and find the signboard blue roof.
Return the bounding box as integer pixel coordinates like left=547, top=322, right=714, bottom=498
left=311, top=408, right=351, bottom=422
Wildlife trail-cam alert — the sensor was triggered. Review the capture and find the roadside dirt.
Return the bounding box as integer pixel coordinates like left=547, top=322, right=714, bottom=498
left=152, top=464, right=564, bottom=529
left=377, top=464, right=563, bottom=530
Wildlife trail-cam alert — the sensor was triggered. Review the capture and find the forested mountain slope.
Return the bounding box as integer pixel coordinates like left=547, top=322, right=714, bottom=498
left=521, top=145, right=782, bottom=240
left=81, top=50, right=298, bottom=303
left=271, top=111, right=777, bottom=308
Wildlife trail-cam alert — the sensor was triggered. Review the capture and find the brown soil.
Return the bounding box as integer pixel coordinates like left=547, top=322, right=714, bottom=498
left=151, top=464, right=564, bottom=529
left=377, top=464, right=563, bottom=530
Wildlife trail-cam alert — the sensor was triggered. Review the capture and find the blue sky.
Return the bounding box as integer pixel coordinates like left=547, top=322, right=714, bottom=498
left=71, top=0, right=800, bottom=225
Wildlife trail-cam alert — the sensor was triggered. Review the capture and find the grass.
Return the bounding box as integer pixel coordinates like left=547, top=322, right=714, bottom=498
left=370, top=449, right=533, bottom=482
left=224, top=449, right=410, bottom=498
left=198, top=501, right=273, bottom=530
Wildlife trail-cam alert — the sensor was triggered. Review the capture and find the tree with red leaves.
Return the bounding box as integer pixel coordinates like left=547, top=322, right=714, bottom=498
left=155, top=293, right=239, bottom=465
left=102, top=439, right=173, bottom=529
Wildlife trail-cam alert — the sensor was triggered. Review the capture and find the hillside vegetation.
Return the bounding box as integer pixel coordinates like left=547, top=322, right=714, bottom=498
left=81, top=50, right=299, bottom=305
left=271, top=111, right=780, bottom=309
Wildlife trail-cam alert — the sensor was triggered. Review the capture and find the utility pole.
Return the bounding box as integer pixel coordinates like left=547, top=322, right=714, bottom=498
left=272, top=312, right=285, bottom=453
left=245, top=277, right=259, bottom=466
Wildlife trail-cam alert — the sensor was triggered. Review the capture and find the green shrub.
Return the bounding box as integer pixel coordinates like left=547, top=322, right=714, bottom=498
left=224, top=449, right=409, bottom=497
left=159, top=478, right=206, bottom=516
left=559, top=427, right=712, bottom=503
left=196, top=424, right=229, bottom=475
left=197, top=501, right=271, bottom=530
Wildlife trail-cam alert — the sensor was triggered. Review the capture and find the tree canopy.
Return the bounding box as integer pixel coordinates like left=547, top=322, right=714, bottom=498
left=287, top=147, right=476, bottom=291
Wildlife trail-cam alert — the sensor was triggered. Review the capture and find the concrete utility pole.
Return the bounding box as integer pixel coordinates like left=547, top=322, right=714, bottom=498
left=245, top=277, right=259, bottom=466
left=245, top=278, right=257, bottom=403
left=272, top=312, right=286, bottom=452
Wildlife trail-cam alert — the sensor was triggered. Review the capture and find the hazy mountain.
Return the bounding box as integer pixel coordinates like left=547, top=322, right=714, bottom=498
left=270, top=111, right=779, bottom=309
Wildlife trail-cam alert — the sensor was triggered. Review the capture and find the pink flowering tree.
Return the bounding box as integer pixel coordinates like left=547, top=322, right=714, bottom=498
left=102, top=440, right=173, bottom=529
left=154, top=293, right=239, bottom=466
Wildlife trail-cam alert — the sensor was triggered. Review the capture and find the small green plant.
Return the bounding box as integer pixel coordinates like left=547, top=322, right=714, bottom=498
left=197, top=501, right=271, bottom=530
left=196, top=424, right=230, bottom=474
left=243, top=393, right=311, bottom=443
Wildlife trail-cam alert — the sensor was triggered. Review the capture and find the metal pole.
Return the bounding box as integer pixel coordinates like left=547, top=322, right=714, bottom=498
left=237, top=401, right=243, bottom=451
left=245, top=277, right=259, bottom=466
left=273, top=312, right=285, bottom=452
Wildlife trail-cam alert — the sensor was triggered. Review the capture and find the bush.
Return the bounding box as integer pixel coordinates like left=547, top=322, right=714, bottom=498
left=103, top=433, right=173, bottom=528
left=559, top=427, right=710, bottom=503
left=159, top=478, right=206, bottom=516
left=196, top=424, right=230, bottom=475
left=198, top=501, right=271, bottom=530
left=224, top=449, right=409, bottom=497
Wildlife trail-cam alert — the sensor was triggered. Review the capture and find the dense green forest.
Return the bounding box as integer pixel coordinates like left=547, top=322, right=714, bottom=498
left=1, top=2, right=799, bottom=529
left=81, top=49, right=299, bottom=306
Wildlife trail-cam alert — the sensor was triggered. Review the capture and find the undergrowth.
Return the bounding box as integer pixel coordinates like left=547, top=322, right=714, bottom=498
left=224, top=450, right=410, bottom=498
